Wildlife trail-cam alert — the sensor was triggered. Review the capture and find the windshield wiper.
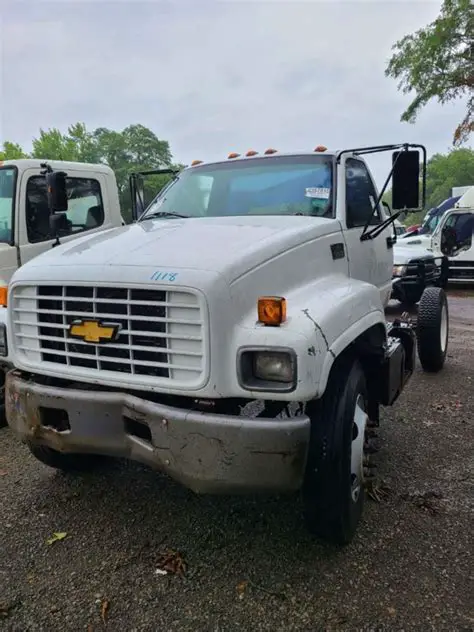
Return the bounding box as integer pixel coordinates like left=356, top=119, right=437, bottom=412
left=144, top=211, right=190, bottom=220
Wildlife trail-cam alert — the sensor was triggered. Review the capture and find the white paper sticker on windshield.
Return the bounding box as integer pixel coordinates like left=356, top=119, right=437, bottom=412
left=305, top=187, right=330, bottom=199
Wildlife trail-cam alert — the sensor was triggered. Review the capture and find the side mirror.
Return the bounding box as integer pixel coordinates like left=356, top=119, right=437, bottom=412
left=46, top=170, right=68, bottom=213
left=49, top=213, right=70, bottom=246
left=391, top=150, right=420, bottom=211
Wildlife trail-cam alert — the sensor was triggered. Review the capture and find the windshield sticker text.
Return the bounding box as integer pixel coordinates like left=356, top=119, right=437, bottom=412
left=305, top=187, right=330, bottom=199
left=150, top=271, right=178, bottom=282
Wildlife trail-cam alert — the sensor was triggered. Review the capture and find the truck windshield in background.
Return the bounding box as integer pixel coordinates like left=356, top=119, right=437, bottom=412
left=140, top=155, right=334, bottom=221
left=0, top=167, right=16, bottom=244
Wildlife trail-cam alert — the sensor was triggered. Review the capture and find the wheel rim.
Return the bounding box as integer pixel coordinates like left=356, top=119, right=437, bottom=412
left=440, top=300, right=448, bottom=353
left=351, top=394, right=368, bottom=503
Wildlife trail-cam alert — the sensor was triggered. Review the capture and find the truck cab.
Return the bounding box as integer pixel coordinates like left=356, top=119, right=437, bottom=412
left=4, top=144, right=449, bottom=546
left=432, top=186, right=474, bottom=282
left=0, top=159, right=125, bottom=421
left=0, top=159, right=124, bottom=285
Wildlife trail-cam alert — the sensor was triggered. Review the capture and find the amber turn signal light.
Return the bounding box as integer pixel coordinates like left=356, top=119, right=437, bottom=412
left=0, top=286, right=8, bottom=307
left=257, top=296, right=286, bottom=326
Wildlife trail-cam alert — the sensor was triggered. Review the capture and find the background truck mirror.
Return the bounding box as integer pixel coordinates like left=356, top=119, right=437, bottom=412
left=46, top=171, right=68, bottom=213
left=391, top=150, right=420, bottom=211
left=49, top=212, right=69, bottom=243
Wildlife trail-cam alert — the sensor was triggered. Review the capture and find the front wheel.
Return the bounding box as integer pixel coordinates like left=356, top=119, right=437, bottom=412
left=302, top=356, right=369, bottom=545
left=417, top=286, right=449, bottom=373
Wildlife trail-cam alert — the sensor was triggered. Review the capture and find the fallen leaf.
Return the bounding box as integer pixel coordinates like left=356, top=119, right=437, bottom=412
left=388, top=606, right=396, bottom=616
left=0, top=601, right=14, bottom=618
left=0, top=470, right=8, bottom=476
left=100, top=598, right=110, bottom=625
left=236, top=580, right=248, bottom=600
left=46, top=532, right=68, bottom=545
left=154, top=568, right=168, bottom=576
left=156, top=550, right=187, bottom=577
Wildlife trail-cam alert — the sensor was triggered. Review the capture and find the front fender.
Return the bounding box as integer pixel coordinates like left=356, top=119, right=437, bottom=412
left=234, top=275, right=386, bottom=400
left=0, top=306, right=12, bottom=368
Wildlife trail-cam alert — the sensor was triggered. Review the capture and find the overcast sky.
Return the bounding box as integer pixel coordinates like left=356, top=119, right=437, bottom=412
left=0, top=0, right=471, bottom=186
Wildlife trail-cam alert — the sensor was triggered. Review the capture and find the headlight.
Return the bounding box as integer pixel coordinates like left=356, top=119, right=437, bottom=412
left=238, top=348, right=297, bottom=392
left=392, top=265, right=407, bottom=277
left=0, top=323, right=7, bottom=357
left=254, top=351, right=294, bottom=382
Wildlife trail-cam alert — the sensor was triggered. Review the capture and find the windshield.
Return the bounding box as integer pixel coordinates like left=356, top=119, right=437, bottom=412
left=0, top=167, right=16, bottom=243
left=420, top=212, right=441, bottom=235
left=141, top=155, right=334, bottom=221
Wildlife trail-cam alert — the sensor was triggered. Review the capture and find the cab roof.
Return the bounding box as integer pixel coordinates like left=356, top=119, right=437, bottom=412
left=1, top=158, right=115, bottom=175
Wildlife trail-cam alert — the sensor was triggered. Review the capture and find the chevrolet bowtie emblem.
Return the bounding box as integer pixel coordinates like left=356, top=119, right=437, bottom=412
left=69, top=319, right=122, bottom=344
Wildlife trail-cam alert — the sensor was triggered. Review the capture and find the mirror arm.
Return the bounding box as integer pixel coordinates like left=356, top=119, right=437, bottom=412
left=361, top=209, right=404, bottom=242
left=360, top=147, right=406, bottom=240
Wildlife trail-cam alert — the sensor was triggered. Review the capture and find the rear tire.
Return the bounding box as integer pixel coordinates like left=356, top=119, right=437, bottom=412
left=416, top=287, right=449, bottom=373
left=27, top=443, right=103, bottom=472
left=302, top=356, right=368, bottom=545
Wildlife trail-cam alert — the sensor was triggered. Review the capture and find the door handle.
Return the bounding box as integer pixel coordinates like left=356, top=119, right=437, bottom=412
left=386, top=235, right=396, bottom=249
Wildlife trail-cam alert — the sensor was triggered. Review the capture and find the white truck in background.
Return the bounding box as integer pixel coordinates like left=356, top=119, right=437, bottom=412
left=433, top=186, right=474, bottom=282
left=5, top=142, right=451, bottom=545
left=0, top=159, right=126, bottom=424
left=402, top=186, right=474, bottom=283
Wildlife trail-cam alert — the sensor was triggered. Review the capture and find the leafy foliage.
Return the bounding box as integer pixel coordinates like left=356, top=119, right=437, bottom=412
left=385, top=0, right=473, bottom=145
left=0, top=142, right=29, bottom=160
left=383, top=147, right=474, bottom=225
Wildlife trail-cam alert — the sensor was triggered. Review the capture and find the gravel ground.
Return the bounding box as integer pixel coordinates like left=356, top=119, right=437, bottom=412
left=1, top=294, right=473, bottom=631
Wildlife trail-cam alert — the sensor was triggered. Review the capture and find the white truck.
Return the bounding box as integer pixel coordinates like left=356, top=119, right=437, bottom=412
left=0, top=159, right=126, bottom=424
left=4, top=143, right=450, bottom=545
left=432, top=187, right=474, bottom=282
left=403, top=186, right=474, bottom=283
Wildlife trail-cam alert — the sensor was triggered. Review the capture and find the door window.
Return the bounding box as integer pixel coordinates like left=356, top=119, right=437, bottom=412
left=26, top=176, right=105, bottom=244
left=346, top=158, right=382, bottom=228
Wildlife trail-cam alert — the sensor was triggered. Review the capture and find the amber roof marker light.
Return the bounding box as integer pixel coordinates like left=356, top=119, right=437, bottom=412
left=228, top=152, right=240, bottom=159
left=314, top=145, right=327, bottom=153
left=245, top=150, right=259, bottom=157
left=191, top=160, right=203, bottom=166
left=264, top=148, right=278, bottom=155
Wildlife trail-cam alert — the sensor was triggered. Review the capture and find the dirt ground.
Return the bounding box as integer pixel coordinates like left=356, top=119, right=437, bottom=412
left=1, top=291, right=473, bottom=632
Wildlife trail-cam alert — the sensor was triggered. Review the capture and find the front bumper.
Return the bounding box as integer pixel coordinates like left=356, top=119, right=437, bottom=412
left=391, top=256, right=447, bottom=301
left=6, top=371, right=310, bottom=494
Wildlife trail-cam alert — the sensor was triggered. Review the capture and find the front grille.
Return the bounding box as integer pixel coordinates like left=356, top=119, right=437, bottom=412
left=12, top=284, right=206, bottom=387
left=405, top=259, right=438, bottom=281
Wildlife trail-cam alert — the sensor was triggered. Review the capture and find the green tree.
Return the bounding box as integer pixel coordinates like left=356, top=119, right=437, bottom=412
left=0, top=141, right=30, bottom=160
left=385, top=0, right=473, bottom=146
left=31, top=123, right=100, bottom=162
left=425, top=147, right=474, bottom=206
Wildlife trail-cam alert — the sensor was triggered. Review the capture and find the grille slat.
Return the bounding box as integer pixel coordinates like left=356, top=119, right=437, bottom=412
left=12, top=284, right=205, bottom=386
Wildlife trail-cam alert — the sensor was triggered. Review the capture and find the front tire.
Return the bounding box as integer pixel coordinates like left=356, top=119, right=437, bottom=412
left=417, top=286, right=449, bottom=373
left=26, top=443, right=103, bottom=472
left=302, top=356, right=369, bottom=545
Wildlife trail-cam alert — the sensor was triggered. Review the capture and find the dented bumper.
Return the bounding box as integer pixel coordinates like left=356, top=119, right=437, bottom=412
left=5, top=371, right=310, bottom=494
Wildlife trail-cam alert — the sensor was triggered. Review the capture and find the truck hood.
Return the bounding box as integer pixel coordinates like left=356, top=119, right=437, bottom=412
left=23, top=216, right=342, bottom=284
left=393, top=242, right=433, bottom=263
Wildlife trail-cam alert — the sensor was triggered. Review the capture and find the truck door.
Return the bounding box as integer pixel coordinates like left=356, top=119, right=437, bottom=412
left=342, top=157, right=394, bottom=307
left=0, top=165, right=19, bottom=284
left=17, top=167, right=116, bottom=267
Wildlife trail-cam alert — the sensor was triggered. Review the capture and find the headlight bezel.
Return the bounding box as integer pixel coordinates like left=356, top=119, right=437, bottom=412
left=237, top=346, right=297, bottom=393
